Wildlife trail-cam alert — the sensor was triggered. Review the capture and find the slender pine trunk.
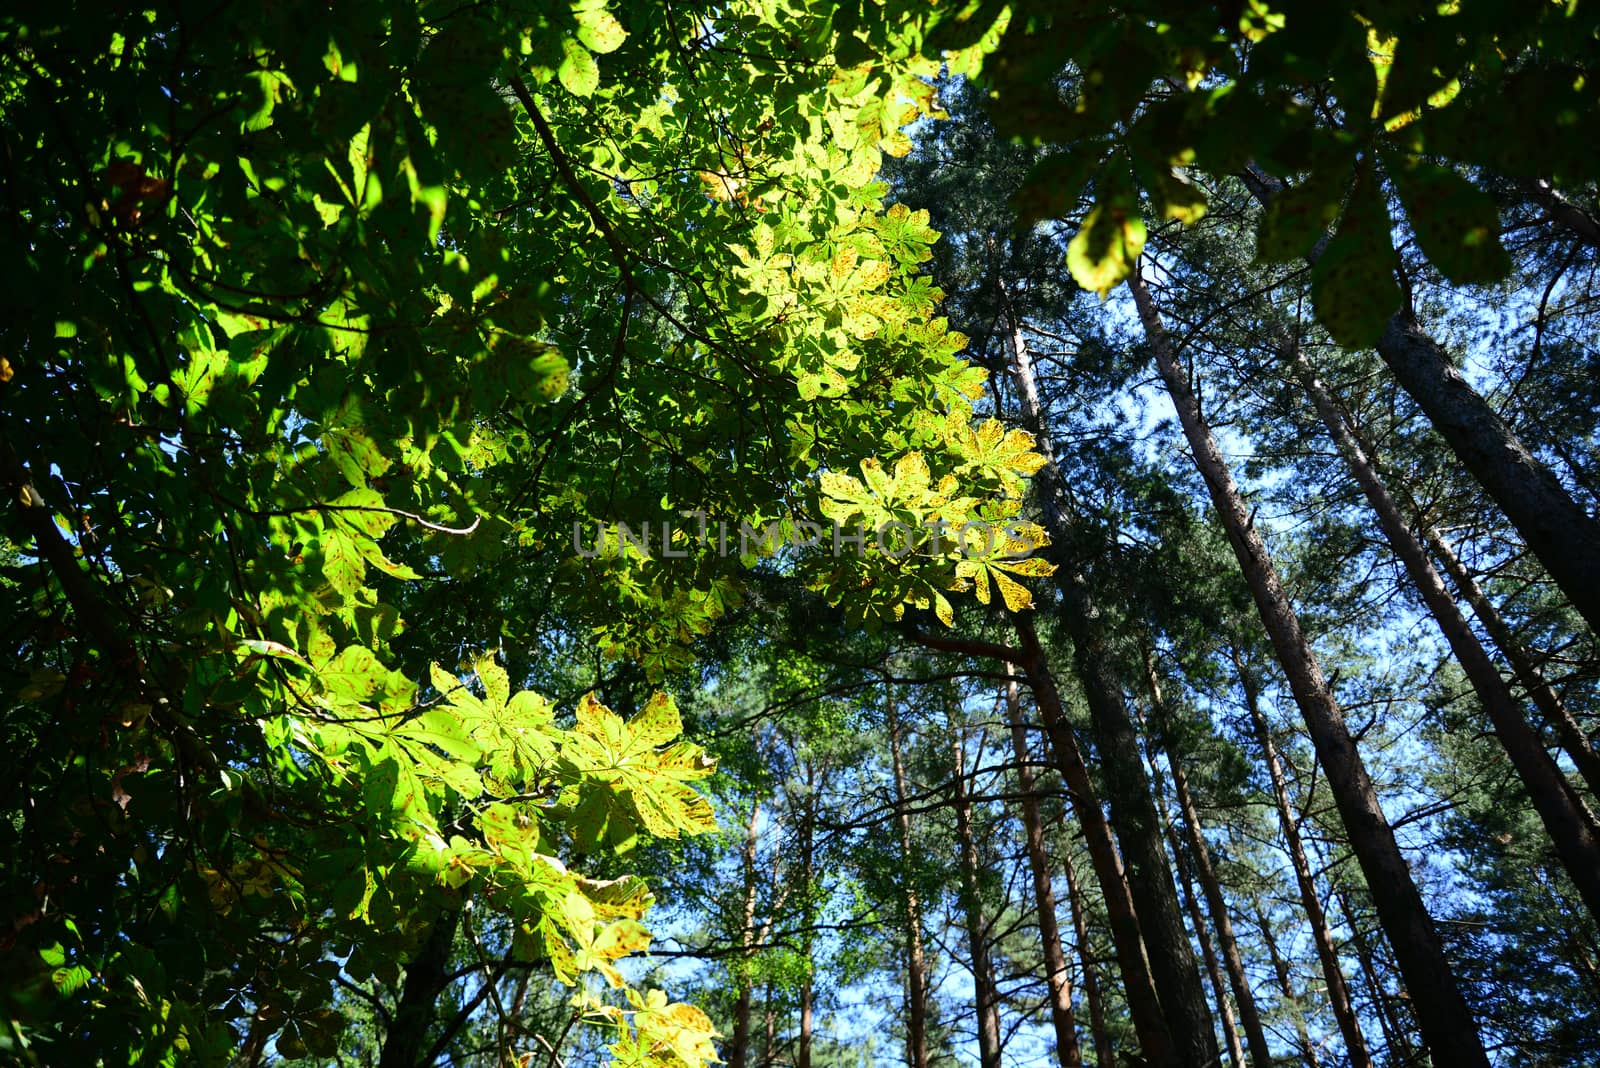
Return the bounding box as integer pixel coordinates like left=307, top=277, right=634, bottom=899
left=1168, top=811, right=1246, bottom=1068
left=1061, top=824, right=1114, bottom=1068
left=1235, top=651, right=1372, bottom=1068
left=1256, top=909, right=1320, bottom=1068
left=1336, top=387, right=1600, bottom=795
left=1337, top=887, right=1418, bottom=1065
left=1377, top=308, right=1600, bottom=633
left=951, top=722, right=1004, bottom=1068
left=1422, top=522, right=1600, bottom=799
left=1294, top=345, right=1600, bottom=920
left=888, top=690, right=932, bottom=1068
left=1239, top=167, right=1600, bottom=633
left=1014, top=616, right=1178, bottom=1067
left=797, top=763, right=816, bottom=1068
left=727, top=799, right=763, bottom=1068
left=762, top=979, right=777, bottom=1068
left=1002, top=282, right=1218, bottom=1068
left=1005, top=673, right=1085, bottom=1066
left=1129, top=271, right=1487, bottom=1066
left=1145, top=653, right=1274, bottom=1068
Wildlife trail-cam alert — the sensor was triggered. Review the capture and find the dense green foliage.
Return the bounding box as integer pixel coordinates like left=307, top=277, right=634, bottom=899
left=3, top=1, right=1598, bottom=1066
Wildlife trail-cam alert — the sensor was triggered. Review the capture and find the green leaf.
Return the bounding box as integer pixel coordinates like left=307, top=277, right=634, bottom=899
left=324, top=427, right=392, bottom=486
left=51, top=965, right=92, bottom=997
left=559, top=40, right=600, bottom=98
left=320, top=645, right=386, bottom=702
left=575, top=7, right=627, bottom=54
left=1311, top=168, right=1402, bottom=347
left=395, top=707, right=481, bottom=763
left=1256, top=175, right=1346, bottom=263
left=1387, top=156, right=1510, bottom=285
left=320, top=529, right=366, bottom=596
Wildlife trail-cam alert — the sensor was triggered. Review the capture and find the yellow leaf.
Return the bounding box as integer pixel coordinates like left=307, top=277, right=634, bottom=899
left=993, top=570, right=1034, bottom=611
left=830, top=246, right=859, bottom=280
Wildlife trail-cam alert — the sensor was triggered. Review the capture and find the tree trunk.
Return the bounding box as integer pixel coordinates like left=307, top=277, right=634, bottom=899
left=1521, top=177, right=1600, bottom=249
left=378, top=905, right=461, bottom=1068
left=1145, top=653, right=1274, bottom=1068
left=1337, top=887, right=1418, bottom=1066
left=1240, top=168, right=1600, bottom=633
left=1014, top=616, right=1178, bottom=1068
left=728, top=799, right=763, bottom=1068
left=1059, top=586, right=1219, bottom=1068
left=762, top=979, right=777, bottom=1068
left=1168, top=810, right=1246, bottom=1068
left=1001, top=283, right=1219, bottom=1068
left=1004, top=673, right=1085, bottom=1067
left=888, top=690, right=932, bottom=1068
left=1235, top=651, right=1372, bottom=1068
left=1294, top=345, right=1600, bottom=921
left=950, top=722, right=1004, bottom=1068
left=797, top=763, right=816, bottom=1068
left=1422, top=522, right=1600, bottom=800
left=1061, top=824, right=1114, bottom=1068
left=1128, top=271, right=1488, bottom=1067
left=1256, top=909, right=1320, bottom=1068
left=1382, top=308, right=1600, bottom=629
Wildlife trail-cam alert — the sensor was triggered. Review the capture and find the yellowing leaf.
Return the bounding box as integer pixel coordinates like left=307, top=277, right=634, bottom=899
left=559, top=39, right=600, bottom=97
left=575, top=8, right=627, bottom=54
left=1066, top=203, right=1146, bottom=297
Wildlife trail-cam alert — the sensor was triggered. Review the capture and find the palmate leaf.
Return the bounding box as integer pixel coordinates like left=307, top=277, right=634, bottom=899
left=561, top=693, right=718, bottom=852
left=1311, top=167, right=1402, bottom=347
left=1387, top=155, right=1510, bottom=285
left=1067, top=202, right=1147, bottom=297
left=610, top=989, right=722, bottom=1068
left=953, top=523, right=1056, bottom=611
left=553, top=883, right=653, bottom=988
left=428, top=660, right=560, bottom=785
left=955, top=420, right=1048, bottom=493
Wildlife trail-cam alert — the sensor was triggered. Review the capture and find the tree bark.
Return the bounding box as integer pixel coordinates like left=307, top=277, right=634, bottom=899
left=1061, top=824, right=1114, bottom=1068
left=1235, top=651, right=1372, bottom=1068
left=1128, top=271, right=1488, bottom=1067
left=1168, top=810, right=1246, bottom=1068
left=1293, top=345, right=1600, bottom=922
left=1001, top=281, right=1219, bottom=1068
left=1145, top=654, right=1274, bottom=1068
left=1422, top=522, right=1600, bottom=800
left=1388, top=308, right=1600, bottom=629
left=1522, top=177, right=1600, bottom=249
left=762, top=979, right=777, bottom=1068
left=1256, top=909, right=1320, bottom=1068
left=951, top=722, right=1004, bottom=1068
left=1337, top=887, right=1418, bottom=1066
left=378, top=905, right=461, bottom=1068
left=728, top=799, right=763, bottom=1068
left=796, top=762, right=816, bottom=1068
left=1240, top=167, right=1600, bottom=633
left=1013, top=617, right=1178, bottom=1068
left=913, top=619, right=1176, bottom=1065
left=1004, top=673, right=1085, bottom=1067
left=1334, top=390, right=1600, bottom=797
left=887, top=690, right=932, bottom=1068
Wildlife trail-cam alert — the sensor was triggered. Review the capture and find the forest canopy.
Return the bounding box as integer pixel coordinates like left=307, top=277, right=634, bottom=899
left=2, top=1, right=1597, bottom=1066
